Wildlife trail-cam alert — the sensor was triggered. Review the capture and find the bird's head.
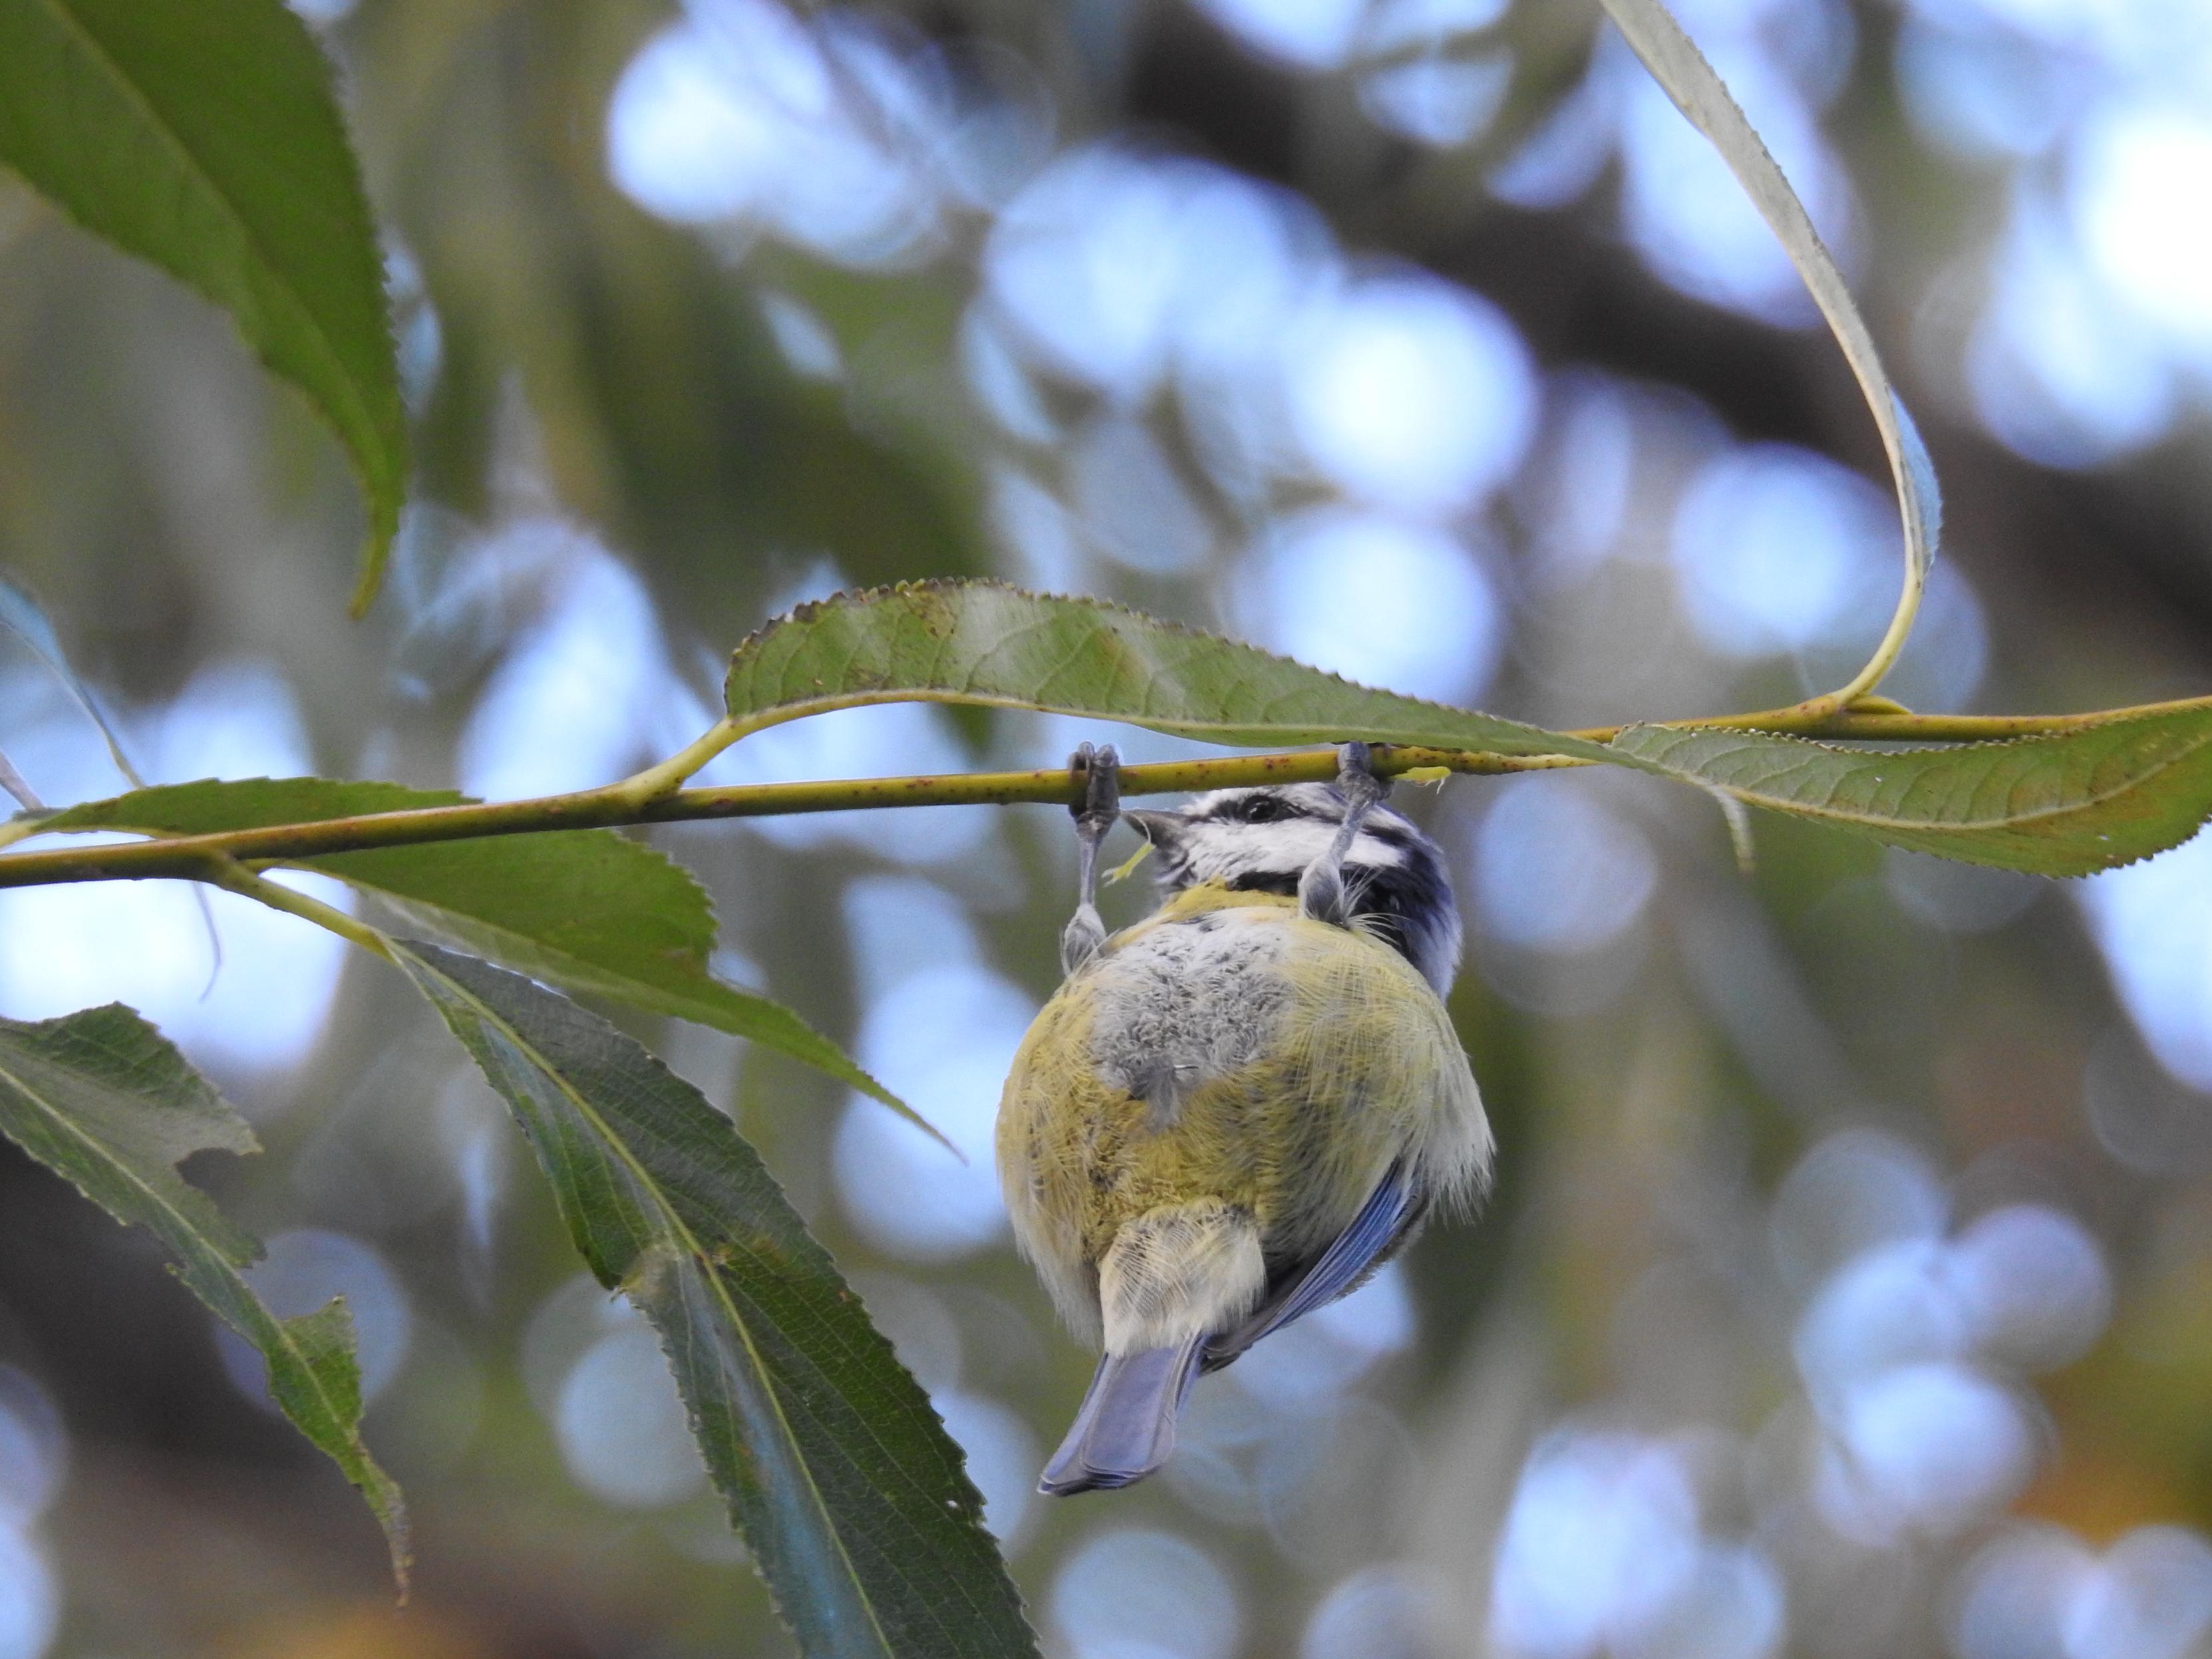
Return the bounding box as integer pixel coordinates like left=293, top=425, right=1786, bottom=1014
left=1121, top=782, right=1462, bottom=994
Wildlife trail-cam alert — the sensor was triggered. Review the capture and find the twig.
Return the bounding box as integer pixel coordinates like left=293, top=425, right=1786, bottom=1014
left=0, top=694, right=2203, bottom=893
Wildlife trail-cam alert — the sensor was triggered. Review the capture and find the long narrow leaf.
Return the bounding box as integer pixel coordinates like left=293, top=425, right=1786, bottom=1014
left=0, top=577, right=228, bottom=965
left=0, top=750, right=42, bottom=813
left=393, top=942, right=1037, bottom=1659
left=0, top=573, right=142, bottom=788
left=1612, top=712, right=2212, bottom=875
left=39, top=778, right=928, bottom=1136
left=1595, top=0, right=1941, bottom=700
left=723, top=581, right=1615, bottom=761
left=0, top=0, right=406, bottom=611
left=720, top=584, right=2212, bottom=875
left=0, top=1003, right=406, bottom=1584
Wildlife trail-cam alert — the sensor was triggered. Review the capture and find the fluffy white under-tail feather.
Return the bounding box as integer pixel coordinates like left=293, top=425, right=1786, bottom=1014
left=1098, top=1201, right=1265, bottom=1354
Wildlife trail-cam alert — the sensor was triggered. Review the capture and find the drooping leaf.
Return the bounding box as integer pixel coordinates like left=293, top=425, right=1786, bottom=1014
left=0, top=0, right=406, bottom=613
left=1611, top=709, right=2212, bottom=875
left=0, top=750, right=41, bottom=814
left=0, top=576, right=227, bottom=968
left=0, top=1003, right=406, bottom=1583
left=1595, top=0, right=1941, bottom=699
left=37, top=778, right=921, bottom=1130
left=392, top=942, right=1037, bottom=1659
left=722, top=581, right=1615, bottom=760
left=0, top=573, right=142, bottom=788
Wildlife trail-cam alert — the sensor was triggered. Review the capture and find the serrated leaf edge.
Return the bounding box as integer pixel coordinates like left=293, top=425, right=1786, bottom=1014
left=394, top=943, right=905, bottom=1654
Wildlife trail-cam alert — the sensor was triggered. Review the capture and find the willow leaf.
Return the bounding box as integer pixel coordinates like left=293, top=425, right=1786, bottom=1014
left=39, top=778, right=923, bottom=1132
left=393, top=943, right=1036, bottom=1659
left=0, top=0, right=406, bottom=612
left=1596, top=0, right=1940, bottom=696
left=0, top=1002, right=406, bottom=1584
left=0, top=573, right=142, bottom=789
left=1612, top=710, right=2212, bottom=875
left=722, top=581, right=1613, bottom=761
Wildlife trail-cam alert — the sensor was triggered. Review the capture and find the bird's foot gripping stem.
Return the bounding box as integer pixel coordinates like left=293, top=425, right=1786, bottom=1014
left=1299, top=741, right=1386, bottom=929
left=1061, top=742, right=1122, bottom=977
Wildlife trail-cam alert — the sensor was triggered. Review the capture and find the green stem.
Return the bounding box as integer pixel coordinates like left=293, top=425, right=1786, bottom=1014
left=0, top=746, right=1545, bottom=889
left=1569, top=694, right=2212, bottom=744
left=610, top=715, right=747, bottom=804
left=203, top=860, right=393, bottom=959
left=1, top=694, right=2205, bottom=893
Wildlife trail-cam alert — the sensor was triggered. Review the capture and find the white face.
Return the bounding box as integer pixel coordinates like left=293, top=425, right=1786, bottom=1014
left=1128, top=783, right=1464, bottom=993
left=1139, top=784, right=1417, bottom=893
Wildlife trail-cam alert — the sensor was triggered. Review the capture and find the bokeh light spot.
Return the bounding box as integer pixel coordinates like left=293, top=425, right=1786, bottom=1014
left=1231, top=508, right=1502, bottom=705
left=834, top=964, right=1034, bottom=1259
left=556, top=1324, right=708, bottom=1509
left=1051, top=1527, right=1241, bottom=1659
left=1474, top=778, right=1659, bottom=956
left=220, top=1230, right=413, bottom=1409
left=1282, top=274, right=1535, bottom=514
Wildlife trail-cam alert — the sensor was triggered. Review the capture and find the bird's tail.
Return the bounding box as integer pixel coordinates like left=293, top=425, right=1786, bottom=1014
left=1040, top=1201, right=1263, bottom=1495
left=1038, top=1335, right=1206, bottom=1495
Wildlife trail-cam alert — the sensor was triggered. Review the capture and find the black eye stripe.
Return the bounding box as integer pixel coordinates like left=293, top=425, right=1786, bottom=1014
left=1224, top=869, right=1301, bottom=897
left=1203, top=792, right=1319, bottom=824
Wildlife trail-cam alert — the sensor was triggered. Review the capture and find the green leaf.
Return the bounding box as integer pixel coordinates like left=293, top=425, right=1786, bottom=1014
left=0, top=1002, right=407, bottom=1584
left=716, top=583, right=2212, bottom=874
left=37, top=778, right=923, bottom=1131
left=1611, top=709, right=2212, bottom=875
left=1595, top=0, right=1940, bottom=699
left=392, top=942, right=1037, bottom=1659
left=0, top=0, right=406, bottom=614
left=722, top=581, right=1615, bottom=760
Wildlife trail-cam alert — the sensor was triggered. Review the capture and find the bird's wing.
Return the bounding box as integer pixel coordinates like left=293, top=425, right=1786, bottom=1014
left=1201, top=1159, right=1419, bottom=1370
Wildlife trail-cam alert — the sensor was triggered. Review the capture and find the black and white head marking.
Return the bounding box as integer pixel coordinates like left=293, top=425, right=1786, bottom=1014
left=1126, top=783, right=1462, bottom=994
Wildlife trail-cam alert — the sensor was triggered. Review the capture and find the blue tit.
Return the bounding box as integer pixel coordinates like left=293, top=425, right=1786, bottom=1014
left=997, top=742, right=1491, bottom=1495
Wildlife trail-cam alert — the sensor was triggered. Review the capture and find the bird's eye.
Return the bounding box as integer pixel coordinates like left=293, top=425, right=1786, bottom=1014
left=1239, top=796, right=1283, bottom=824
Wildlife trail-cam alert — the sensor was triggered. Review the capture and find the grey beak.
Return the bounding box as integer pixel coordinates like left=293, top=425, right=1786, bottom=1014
left=1119, top=809, right=1182, bottom=846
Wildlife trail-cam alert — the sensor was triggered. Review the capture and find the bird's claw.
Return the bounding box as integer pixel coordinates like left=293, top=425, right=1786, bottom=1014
left=1062, top=743, right=1122, bottom=977
left=1336, top=741, right=1386, bottom=814
left=1302, top=742, right=1386, bottom=929
left=1070, top=742, right=1122, bottom=834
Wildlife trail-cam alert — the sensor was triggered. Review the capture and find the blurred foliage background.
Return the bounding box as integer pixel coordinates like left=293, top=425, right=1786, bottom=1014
left=5, top=0, right=2212, bottom=1653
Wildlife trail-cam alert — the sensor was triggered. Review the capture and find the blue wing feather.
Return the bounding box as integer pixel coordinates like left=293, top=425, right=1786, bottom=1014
left=1039, top=1336, right=1205, bottom=1495
left=1204, top=1162, right=1417, bottom=1368
left=1040, top=1164, right=1421, bottom=1495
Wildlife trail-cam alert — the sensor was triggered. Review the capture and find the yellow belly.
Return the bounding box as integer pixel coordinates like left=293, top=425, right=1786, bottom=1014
left=995, top=885, right=1488, bottom=1346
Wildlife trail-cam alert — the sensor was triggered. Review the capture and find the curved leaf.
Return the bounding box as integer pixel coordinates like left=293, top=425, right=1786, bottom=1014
left=39, top=778, right=925, bottom=1133
left=393, top=943, right=1037, bottom=1659
left=718, top=584, right=2212, bottom=875
left=1595, top=0, right=1940, bottom=700
left=0, top=1003, right=406, bottom=1584
left=1611, top=710, right=2212, bottom=875
left=0, top=752, right=39, bottom=814
left=0, top=0, right=406, bottom=613
left=0, top=573, right=142, bottom=789
left=723, top=581, right=1613, bottom=760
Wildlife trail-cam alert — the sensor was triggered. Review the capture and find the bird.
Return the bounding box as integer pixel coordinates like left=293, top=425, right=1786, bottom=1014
left=996, top=740, right=1492, bottom=1495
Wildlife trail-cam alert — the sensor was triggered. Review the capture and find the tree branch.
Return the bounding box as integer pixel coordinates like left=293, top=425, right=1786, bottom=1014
left=0, top=695, right=2205, bottom=893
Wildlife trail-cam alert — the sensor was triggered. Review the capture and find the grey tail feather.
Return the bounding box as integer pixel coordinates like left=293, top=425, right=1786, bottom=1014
left=1038, top=1336, right=1206, bottom=1496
